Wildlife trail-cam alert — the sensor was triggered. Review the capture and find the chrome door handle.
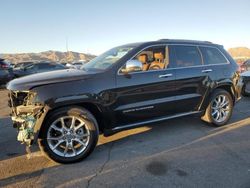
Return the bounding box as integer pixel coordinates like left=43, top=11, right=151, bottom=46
left=202, top=69, right=213, bottom=73
left=159, top=73, right=173, bottom=78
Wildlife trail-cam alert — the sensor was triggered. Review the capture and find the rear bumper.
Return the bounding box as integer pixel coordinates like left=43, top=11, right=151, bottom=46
left=242, top=77, right=250, bottom=95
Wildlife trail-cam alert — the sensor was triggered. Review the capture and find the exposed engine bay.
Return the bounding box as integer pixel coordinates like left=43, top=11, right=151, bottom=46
left=8, top=91, right=44, bottom=146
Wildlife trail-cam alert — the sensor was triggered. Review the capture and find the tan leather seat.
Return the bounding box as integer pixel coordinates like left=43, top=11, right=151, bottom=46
left=138, top=54, right=150, bottom=71
left=148, top=52, right=165, bottom=70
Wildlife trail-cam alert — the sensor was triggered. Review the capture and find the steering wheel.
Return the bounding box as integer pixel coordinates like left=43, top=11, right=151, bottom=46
left=148, top=65, right=161, bottom=70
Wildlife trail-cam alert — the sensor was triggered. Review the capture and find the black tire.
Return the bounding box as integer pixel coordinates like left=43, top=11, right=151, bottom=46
left=201, top=89, right=233, bottom=126
left=38, top=106, right=99, bottom=163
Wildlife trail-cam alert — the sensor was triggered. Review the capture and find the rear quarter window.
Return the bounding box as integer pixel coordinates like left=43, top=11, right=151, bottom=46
left=199, top=47, right=228, bottom=65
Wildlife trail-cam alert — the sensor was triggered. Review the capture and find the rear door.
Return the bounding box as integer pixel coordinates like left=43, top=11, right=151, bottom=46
left=113, top=45, right=177, bottom=126
left=170, top=45, right=215, bottom=113
left=199, top=46, right=230, bottom=79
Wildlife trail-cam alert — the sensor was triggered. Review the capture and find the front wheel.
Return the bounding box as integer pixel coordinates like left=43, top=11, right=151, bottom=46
left=201, top=89, right=233, bottom=126
left=38, top=106, right=99, bottom=163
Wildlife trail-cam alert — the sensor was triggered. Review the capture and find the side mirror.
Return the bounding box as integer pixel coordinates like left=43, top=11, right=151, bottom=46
left=120, top=60, right=143, bottom=73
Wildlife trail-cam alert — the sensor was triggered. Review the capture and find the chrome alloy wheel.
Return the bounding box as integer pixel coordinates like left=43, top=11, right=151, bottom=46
left=211, top=94, right=230, bottom=123
left=47, top=116, right=90, bottom=158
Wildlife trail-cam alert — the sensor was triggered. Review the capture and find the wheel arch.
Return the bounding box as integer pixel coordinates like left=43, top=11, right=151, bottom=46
left=200, top=82, right=235, bottom=114
left=37, top=102, right=107, bottom=138
left=213, top=84, right=235, bottom=103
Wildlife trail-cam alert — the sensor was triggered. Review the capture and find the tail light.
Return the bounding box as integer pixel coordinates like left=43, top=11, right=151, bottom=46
left=240, top=65, right=246, bottom=73
left=0, top=63, right=9, bottom=69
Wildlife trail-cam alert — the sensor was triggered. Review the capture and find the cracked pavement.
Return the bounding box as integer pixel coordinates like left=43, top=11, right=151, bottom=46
left=0, top=89, right=250, bottom=188
left=86, top=142, right=114, bottom=188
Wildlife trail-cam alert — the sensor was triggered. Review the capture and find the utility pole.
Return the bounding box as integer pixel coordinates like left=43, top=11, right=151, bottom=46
left=66, top=36, right=69, bottom=63
left=66, top=36, right=69, bottom=52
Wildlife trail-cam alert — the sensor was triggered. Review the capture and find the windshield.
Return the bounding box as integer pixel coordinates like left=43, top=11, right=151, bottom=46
left=81, top=46, right=134, bottom=71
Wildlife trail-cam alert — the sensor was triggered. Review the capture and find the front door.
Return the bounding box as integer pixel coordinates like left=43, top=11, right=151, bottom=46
left=112, top=45, right=177, bottom=126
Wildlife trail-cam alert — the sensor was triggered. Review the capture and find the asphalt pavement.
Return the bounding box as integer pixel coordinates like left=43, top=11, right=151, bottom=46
left=0, top=89, right=250, bottom=188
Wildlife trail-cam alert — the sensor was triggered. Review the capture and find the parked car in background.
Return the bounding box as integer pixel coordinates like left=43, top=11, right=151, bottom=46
left=241, top=71, right=250, bottom=96
left=13, top=61, right=35, bottom=69
left=61, top=62, right=68, bottom=66
left=66, top=60, right=87, bottom=69
left=7, top=39, right=242, bottom=163
left=13, top=61, right=66, bottom=78
left=0, top=58, right=14, bottom=85
left=239, top=59, right=250, bottom=73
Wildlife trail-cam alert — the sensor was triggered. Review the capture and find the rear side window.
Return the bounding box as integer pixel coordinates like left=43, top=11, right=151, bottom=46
left=170, top=46, right=202, bottom=68
left=199, top=47, right=228, bottom=65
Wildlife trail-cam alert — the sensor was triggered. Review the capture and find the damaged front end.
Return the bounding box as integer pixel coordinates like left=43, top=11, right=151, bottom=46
left=8, top=91, right=45, bottom=146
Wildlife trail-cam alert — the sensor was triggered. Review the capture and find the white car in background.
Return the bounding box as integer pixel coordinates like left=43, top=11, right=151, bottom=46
left=66, top=60, right=87, bottom=69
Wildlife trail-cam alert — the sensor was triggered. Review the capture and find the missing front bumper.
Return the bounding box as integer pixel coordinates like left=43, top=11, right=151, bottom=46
left=12, top=105, right=43, bottom=146
left=8, top=90, right=45, bottom=146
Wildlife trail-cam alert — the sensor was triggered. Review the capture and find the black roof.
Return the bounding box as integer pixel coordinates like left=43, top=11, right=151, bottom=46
left=157, top=39, right=213, bottom=44
left=120, top=39, right=222, bottom=50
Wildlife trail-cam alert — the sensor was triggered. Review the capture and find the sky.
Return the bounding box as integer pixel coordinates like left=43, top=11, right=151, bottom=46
left=0, top=0, right=250, bottom=55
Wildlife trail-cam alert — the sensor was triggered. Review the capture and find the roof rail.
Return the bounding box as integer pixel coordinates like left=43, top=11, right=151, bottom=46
left=158, top=39, right=212, bottom=44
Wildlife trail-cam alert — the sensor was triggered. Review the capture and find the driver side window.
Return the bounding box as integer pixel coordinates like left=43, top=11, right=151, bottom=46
left=133, top=45, right=169, bottom=72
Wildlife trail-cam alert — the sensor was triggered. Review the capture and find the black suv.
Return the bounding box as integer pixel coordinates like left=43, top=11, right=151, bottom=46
left=7, top=40, right=242, bottom=163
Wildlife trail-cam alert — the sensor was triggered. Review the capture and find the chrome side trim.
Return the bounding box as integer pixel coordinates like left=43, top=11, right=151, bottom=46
left=159, top=73, right=173, bottom=78
left=112, top=111, right=201, bottom=131
left=115, top=94, right=200, bottom=112
left=201, top=69, right=213, bottom=73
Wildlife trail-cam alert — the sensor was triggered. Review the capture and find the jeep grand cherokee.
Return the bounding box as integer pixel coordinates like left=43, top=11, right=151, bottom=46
left=7, top=39, right=242, bottom=163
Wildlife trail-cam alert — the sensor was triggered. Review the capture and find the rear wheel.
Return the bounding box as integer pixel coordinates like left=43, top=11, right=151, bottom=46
left=38, top=106, right=99, bottom=163
left=201, top=89, right=233, bottom=126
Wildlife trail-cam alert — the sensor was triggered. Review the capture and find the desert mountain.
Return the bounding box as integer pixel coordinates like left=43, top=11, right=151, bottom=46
left=1, top=51, right=96, bottom=64
left=228, top=47, right=250, bottom=59
left=1, top=47, right=250, bottom=64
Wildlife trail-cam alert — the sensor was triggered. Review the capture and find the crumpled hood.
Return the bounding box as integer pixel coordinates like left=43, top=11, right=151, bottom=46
left=7, top=69, right=98, bottom=91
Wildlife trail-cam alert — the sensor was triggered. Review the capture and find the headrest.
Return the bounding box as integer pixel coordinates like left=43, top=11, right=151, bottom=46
left=154, top=53, right=163, bottom=60
left=138, top=54, right=147, bottom=64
